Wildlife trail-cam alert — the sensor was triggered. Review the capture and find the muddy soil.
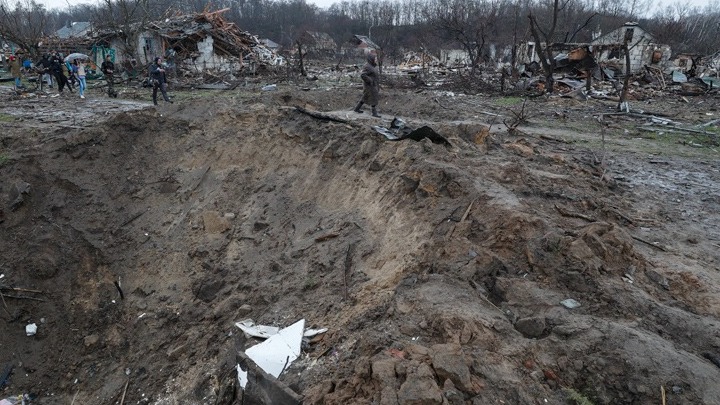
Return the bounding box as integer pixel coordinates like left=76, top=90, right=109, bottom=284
left=1, top=79, right=720, bottom=405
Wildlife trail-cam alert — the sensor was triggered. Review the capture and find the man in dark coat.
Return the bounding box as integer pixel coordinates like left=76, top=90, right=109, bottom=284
left=36, top=54, right=52, bottom=89
left=49, top=51, right=71, bottom=93
left=149, top=57, right=172, bottom=105
left=353, top=53, right=380, bottom=118
left=101, top=55, right=117, bottom=97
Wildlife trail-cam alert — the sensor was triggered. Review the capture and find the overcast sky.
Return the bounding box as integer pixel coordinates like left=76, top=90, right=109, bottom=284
left=38, top=0, right=716, bottom=14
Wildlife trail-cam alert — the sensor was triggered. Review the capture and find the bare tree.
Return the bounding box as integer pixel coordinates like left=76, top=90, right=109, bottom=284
left=92, top=0, right=151, bottom=61
left=427, top=0, right=497, bottom=76
left=528, top=0, right=572, bottom=93
left=0, top=0, right=54, bottom=56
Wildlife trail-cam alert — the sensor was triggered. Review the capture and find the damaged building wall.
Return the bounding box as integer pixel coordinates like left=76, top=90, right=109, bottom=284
left=440, top=49, right=470, bottom=66
left=591, top=23, right=670, bottom=73
left=189, top=35, right=238, bottom=71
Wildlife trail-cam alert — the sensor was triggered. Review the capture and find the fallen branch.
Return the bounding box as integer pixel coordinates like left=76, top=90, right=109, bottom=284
left=604, top=206, right=636, bottom=224
left=315, top=233, right=339, bottom=243
left=294, top=106, right=349, bottom=124
left=460, top=199, right=475, bottom=222
left=540, top=134, right=572, bottom=144
left=343, top=243, right=355, bottom=301
left=555, top=204, right=596, bottom=222
left=631, top=235, right=667, bottom=252
left=120, top=379, right=130, bottom=405
left=661, top=386, right=666, bottom=405
left=0, top=291, right=10, bottom=316
left=0, top=286, right=44, bottom=294
left=1, top=294, right=46, bottom=302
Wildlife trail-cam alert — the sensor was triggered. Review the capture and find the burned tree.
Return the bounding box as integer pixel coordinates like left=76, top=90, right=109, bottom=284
left=0, top=0, right=54, bottom=56
left=527, top=0, right=570, bottom=93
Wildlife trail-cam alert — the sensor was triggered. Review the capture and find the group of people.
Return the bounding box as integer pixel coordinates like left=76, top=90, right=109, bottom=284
left=5, top=51, right=171, bottom=105
left=10, top=50, right=89, bottom=98
left=8, top=50, right=377, bottom=109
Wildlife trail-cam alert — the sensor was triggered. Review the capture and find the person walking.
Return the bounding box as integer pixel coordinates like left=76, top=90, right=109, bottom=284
left=353, top=53, right=381, bottom=118
left=37, top=54, right=53, bottom=89
left=73, top=59, right=87, bottom=99
left=101, top=55, right=117, bottom=97
left=50, top=51, right=71, bottom=94
left=9, top=55, right=22, bottom=89
left=149, top=57, right=172, bottom=105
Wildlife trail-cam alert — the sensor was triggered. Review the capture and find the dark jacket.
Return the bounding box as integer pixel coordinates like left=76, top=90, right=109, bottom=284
left=360, top=61, right=380, bottom=106
left=149, top=62, right=166, bottom=84
left=101, top=60, right=115, bottom=76
left=49, top=54, right=63, bottom=73
left=37, top=56, right=51, bottom=73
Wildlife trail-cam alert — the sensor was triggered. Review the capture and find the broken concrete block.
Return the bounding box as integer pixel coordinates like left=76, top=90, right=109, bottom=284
left=430, top=344, right=472, bottom=393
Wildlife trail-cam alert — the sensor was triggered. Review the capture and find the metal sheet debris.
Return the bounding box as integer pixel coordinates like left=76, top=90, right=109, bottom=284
left=235, top=319, right=280, bottom=339
left=672, top=71, right=688, bottom=83
left=245, top=319, right=305, bottom=378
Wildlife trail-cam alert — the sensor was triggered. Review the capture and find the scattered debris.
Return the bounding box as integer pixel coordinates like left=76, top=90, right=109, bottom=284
left=294, top=106, right=350, bottom=124
left=0, top=394, right=32, bottom=405
left=245, top=319, right=305, bottom=378
left=372, top=118, right=450, bottom=145
left=560, top=299, right=581, bottom=309
left=25, top=323, right=37, bottom=336
left=235, top=319, right=280, bottom=339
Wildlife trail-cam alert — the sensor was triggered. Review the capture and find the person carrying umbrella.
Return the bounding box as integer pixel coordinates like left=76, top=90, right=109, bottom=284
left=353, top=52, right=381, bottom=118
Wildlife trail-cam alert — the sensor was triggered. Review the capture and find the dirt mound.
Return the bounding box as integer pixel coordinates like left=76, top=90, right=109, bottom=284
left=1, top=88, right=720, bottom=405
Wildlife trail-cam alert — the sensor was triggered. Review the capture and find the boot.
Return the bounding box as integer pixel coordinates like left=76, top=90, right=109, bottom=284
left=371, top=106, right=381, bottom=118
left=353, top=101, right=364, bottom=113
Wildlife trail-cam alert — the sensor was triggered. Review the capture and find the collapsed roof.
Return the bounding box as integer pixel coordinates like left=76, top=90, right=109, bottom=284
left=149, top=9, right=257, bottom=60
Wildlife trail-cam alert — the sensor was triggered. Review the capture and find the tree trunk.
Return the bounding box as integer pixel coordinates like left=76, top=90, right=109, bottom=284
left=618, top=41, right=631, bottom=111
left=296, top=41, right=306, bottom=76
left=528, top=14, right=555, bottom=93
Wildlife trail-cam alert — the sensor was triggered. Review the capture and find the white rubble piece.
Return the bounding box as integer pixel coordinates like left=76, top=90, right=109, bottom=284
left=245, top=319, right=305, bottom=378
left=560, top=299, right=581, bottom=309
left=25, top=323, right=37, bottom=336
left=235, top=319, right=280, bottom=339
left=237, top=364, right=248, bottom=389
left=303, top=328, right=328, bottom=338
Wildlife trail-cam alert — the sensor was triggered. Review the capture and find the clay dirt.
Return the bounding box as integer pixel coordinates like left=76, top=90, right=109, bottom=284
left=1, top=79, right=720, bottom=405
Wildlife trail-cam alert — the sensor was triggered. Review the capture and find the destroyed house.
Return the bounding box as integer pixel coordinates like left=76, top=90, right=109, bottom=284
left=298, top=31, right=337, bottom=56
left=591, top=22, right=670, bottom=73
left=341, top=35, right=380, bottom=61
left=148, top=10, right=258, bottom=71
left=93, top=10, right=279, bottom=71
